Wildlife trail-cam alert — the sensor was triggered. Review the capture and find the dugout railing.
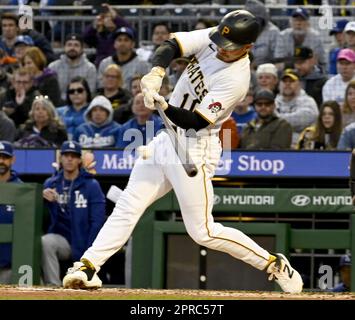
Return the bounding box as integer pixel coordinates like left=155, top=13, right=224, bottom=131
left=131, top=188, right=355, bottom=291
left=0, top=183, right=43, bottom=285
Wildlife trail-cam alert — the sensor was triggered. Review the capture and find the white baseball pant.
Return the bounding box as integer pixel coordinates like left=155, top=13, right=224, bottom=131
left=82, top=131, right=271, bottom=271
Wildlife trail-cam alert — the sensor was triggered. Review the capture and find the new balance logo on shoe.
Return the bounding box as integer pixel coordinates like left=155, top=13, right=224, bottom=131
left=283, top=264, right=294, bottom=279
left=267, top=253, right=303, bottom=293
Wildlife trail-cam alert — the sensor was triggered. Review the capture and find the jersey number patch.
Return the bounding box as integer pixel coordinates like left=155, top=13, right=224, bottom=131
left=180, top=93, right=200, bottom=111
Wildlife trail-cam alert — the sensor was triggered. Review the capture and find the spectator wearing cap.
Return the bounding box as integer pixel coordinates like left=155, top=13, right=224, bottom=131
left=232, top=87, right=257, bottom=134
left=332, top=254, right=351, bottom=292
left=296, top=100, right=342, bottom=150
left=23, top=47, right=62, bottom=107
left=98, top=27, right=151, bottom=90
left=83, top=3, right=131, bottom=67
left=73, top=95, right=121, bottom=148
left=15, top=95, right=67, bottom=148
left=41, top=140, right=105, bottom=286
left=322, top=49, right=355, bottom=105
left=293, top=46, right=328, bottom=107
left=344, top=21, right=355, bottom=52
left=20, top=27, right=56, bottom=64
left=96, top=64, right=132, bottom=112
left=255, top=63, right=279, bottom=94
left=244, top=0, right=281, bottom=67
left=328, top=19, right=349, bottom=75
left=240, top=89, right=292, bottom=150
left=0, top=107, right=15, bottom=142
left=48, top=34, right=97, bottom=101
left=0, top=141, right=23, bottom=284
left=275, top=68, right=319, bottom=147
left=274, top=7, right=326, bottom=72
left=13, top=35, right=34, bottom=63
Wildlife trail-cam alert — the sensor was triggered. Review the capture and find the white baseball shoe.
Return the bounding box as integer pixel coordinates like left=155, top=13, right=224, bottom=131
left=267, top=253, right=303, bottom=293
left=62, top=259, right=102, bottom=289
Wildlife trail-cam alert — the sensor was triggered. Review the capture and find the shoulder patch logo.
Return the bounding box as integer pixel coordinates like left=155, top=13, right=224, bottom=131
left=208, top=101, right=223, bottom=114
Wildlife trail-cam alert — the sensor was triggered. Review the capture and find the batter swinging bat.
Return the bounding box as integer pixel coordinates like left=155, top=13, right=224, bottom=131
left=154, top=101, right=198, bottom=178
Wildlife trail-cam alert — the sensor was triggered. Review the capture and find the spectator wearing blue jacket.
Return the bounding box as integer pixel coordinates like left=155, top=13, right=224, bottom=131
left=73, top=95, right=121, bottom=148
left=57, top=77, right=92, bottom=140
left=116, top=93, right=164, bottom=149
left=0, top=141, right=22, bottom=284
left=41, top=141, right=105, bottom=286
left=338, top=122, right=355, bottom=150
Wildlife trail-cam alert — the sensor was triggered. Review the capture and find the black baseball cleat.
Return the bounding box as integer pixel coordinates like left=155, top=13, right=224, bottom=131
left=266, top=253, right=303, bottom=293
left=62, top=258, right=102, bottom=289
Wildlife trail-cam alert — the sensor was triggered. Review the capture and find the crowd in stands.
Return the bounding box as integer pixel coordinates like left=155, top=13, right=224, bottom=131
left=0, top=1, right=354, bottom=290
left=0, top=2, right=355, bottom=151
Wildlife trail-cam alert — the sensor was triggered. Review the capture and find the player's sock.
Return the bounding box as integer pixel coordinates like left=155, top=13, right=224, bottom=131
left=79, top=258, right=96, bottom=280
left=263, top=254, right=277, bottom=271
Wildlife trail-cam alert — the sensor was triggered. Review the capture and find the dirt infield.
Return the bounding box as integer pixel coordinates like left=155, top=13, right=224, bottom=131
left=0, top=286, right=354, bottom=300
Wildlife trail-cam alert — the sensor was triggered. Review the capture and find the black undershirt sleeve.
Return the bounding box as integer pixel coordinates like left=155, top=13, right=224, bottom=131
left=164, top=105, right=210, bottom=131
left=152, top=39, right=181, bottom=69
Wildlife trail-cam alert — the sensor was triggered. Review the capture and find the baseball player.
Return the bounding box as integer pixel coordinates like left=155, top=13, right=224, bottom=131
left=63, top=10, right=303, bottom=293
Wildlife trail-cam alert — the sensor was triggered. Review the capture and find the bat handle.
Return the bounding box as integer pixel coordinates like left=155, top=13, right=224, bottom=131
left=183, top=163, right=199, bottom=177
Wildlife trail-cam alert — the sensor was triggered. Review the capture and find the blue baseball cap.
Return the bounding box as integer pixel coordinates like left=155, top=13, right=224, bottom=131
left=0, top=141, right=14, bottom=157
left=329, top=19, right=349, bottom=35
left=292, top=7, right=309, bottom=20
left=14, top=35, right=34, bottom=46
left=339, top=254, right=351, bottom=267
left=114, top=27, right=135, bottom=40
left=60, top=141, right=82, bottom=156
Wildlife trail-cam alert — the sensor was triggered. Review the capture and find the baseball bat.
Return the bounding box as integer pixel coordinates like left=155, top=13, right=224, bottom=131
left=155, top=102, right=198, bottom=177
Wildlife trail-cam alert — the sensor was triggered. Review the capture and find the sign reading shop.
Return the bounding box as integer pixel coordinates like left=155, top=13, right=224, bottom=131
left=12, top=149, right=351, bottom=178
left=215, top=151, right=350, bottom=178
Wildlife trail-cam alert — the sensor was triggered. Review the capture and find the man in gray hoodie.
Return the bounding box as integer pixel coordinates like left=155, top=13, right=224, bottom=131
left=48, top=34, right=97, bottom=101
left=275, top=68, right=319, bottom=147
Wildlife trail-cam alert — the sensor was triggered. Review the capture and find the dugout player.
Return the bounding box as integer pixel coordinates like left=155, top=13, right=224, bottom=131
left=63, top=10, right=303, bottom=293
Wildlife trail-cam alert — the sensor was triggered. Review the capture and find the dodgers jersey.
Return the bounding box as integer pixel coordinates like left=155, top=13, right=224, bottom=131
left=169, top=27, right=251, bottom=136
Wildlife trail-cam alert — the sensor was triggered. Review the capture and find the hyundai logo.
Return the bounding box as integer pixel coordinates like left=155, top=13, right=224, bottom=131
left=291, top=195, right=311, bottom=206
left=214, top=195, right=221, bottom=205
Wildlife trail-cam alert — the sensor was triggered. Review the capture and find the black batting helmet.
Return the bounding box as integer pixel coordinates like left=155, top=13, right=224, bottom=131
left=209, top=10, right=260, bottom=50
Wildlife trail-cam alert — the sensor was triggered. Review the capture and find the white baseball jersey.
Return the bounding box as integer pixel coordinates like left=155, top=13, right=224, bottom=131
left=169, top=28, right=251, bottom=136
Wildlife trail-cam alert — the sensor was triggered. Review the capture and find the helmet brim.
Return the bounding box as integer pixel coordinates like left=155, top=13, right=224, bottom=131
left=209, top=26, right=244, bottom=51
